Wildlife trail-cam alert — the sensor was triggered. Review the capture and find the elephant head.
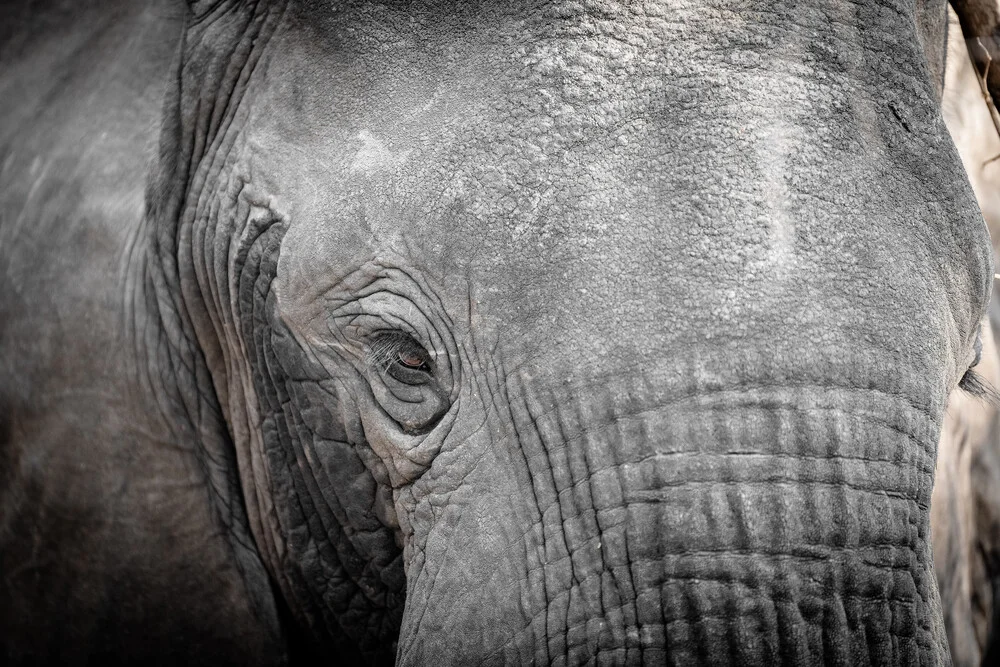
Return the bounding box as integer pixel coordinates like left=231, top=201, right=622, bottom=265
left=138, top=0, right=993, bottom=664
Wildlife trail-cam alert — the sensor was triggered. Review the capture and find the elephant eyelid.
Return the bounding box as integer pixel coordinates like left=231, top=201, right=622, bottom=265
left=365, top=331, right=433, bottom=374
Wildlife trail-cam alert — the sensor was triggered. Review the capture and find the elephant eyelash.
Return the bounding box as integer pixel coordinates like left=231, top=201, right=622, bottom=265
left=958, top=368, right=1000, bottom=407
left=365, top=331, right=432, bottom=373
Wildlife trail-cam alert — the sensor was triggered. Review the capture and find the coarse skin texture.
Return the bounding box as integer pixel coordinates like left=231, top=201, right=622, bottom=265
left=0, top=0, right=994, bottom=665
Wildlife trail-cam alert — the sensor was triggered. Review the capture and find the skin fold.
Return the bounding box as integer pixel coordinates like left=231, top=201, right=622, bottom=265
left=0, top=0, right=995, bottom=665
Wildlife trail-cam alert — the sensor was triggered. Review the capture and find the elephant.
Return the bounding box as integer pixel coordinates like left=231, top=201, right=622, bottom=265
left=0, top=0, right=996, bottom=665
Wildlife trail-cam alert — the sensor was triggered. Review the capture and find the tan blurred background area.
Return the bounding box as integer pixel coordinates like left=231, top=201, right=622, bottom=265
left=944, top=6, right=1000, bottom=254
left=934, top=6, right=1000, bottom=666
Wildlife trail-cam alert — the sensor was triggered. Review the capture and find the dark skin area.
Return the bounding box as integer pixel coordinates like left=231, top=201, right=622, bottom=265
left=1, top=0, right=998, bottom=665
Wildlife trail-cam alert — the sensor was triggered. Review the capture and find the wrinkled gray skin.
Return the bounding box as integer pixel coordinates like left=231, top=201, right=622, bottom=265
left=0, top=0, right=995, bottom=665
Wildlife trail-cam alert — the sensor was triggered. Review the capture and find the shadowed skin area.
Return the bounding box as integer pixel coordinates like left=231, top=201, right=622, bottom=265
left=1, top=1, right=286, bottom=665
left=0, top=0, right=994, bottom=665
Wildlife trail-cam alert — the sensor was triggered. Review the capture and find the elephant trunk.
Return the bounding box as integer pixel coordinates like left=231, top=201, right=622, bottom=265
left=395, top=359, right=949, bottom=665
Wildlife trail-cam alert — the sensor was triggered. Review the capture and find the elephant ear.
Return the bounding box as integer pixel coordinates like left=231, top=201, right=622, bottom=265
left=951, top=0, right=1000, bottom=129
left=139, top=0, right=289, bottom=644
left=143, top=0, right=405, bottom=662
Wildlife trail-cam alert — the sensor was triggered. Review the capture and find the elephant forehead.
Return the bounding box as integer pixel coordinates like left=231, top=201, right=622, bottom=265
left=264, top=20, right=819, bottom=285
left=255, top=0, right=988, bottom=373
left=260, top=1, right=882, bottom=258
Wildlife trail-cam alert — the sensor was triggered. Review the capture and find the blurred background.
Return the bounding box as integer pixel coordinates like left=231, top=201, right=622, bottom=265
left=933, top=6, right=1000, bottom=666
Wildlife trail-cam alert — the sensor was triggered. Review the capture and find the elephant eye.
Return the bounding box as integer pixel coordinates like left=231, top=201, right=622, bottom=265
left=364, top=329, right=449, bottom=434
left=397, top=348, right=429, bottom=370
left=366, top=331, right=434, bottom=384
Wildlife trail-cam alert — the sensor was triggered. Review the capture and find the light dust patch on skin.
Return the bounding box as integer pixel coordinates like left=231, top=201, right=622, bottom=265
left=349, top=129, right=411, bottom=175
left=755, top=113, right=801, bottom=279
left=408, top=90, right=441, bottom=119
left=746, top=21, right=816, bottom=284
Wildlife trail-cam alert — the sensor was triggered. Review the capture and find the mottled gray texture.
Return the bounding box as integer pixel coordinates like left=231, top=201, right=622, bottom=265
left=0, top=0, right=995, bottom=665
left=917, top=0, right=952, bottom=98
